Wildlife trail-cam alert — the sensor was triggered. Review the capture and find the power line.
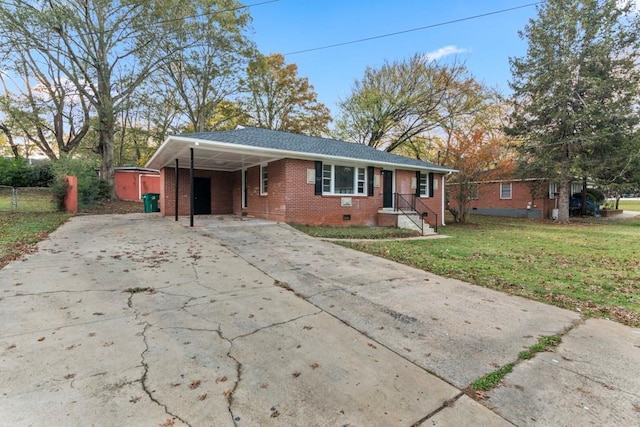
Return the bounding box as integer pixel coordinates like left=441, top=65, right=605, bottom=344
left=284, top=2, right=542, bottom=56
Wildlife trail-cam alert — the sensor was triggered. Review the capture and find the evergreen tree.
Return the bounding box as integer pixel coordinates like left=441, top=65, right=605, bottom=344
left=507, top=0, right=640, bottom=222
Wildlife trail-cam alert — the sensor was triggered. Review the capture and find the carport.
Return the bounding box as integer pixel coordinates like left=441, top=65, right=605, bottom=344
left=146, top=132, right=283, bottom=226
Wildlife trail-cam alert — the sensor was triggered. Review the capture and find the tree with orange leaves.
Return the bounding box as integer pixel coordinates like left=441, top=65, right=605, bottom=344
left=437, top=100, right=516, bottom=223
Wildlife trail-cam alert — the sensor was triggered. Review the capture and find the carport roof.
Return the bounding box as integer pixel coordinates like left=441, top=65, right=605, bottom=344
left=146, top=126, right=456, bottom=173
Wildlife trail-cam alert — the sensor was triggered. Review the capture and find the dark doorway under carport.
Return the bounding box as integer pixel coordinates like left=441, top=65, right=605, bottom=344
left=194, top=177, right=211, bottom=215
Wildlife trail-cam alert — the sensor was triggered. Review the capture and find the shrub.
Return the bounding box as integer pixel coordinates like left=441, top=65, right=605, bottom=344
left=50, top=175, right=70, bottom=211
left=587, top=188, right=605, bottom=203
left=0, top=157, right=54, bottom=187
left=51, top=156, right=105, bottom=208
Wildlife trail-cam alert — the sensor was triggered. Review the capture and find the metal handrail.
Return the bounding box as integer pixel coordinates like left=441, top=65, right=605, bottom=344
left=395, top=193, right=423, bottom=235
left=395, top=193, right=439, bottom=233
left=411, top=195, right=438, bottom=233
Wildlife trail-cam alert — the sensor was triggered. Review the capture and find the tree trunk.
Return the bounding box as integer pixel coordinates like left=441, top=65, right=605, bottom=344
left=0, top=124, right=20, bottom=158
left=557, top=179, right=571, bottom=223
left=97, top=109, right=116, bottom=200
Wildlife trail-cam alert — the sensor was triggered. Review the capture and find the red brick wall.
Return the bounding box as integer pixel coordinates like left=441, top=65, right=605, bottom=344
left=282, top=159, right=381, bottom=226
left=161, top=159, right=447, bottom=226
left=160, top=167, right=233, bottom=216
left=393, top=169, right=445, bottom=227
left=244, top=161, right=287, bottom=222
left=232, top=170, right=242, bottom=214
left=395, top=169, right=414, bottom=195
left=448, top=180, right=556, bottom=218
left=424, top=173, right=444, bottom=226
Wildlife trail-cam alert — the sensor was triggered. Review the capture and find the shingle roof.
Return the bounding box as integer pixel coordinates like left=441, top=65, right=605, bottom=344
left=183, top=126, right=453, bottom=172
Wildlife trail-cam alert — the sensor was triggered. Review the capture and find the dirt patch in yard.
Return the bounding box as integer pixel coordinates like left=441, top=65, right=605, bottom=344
left=79, top=199, right=144, bottom=215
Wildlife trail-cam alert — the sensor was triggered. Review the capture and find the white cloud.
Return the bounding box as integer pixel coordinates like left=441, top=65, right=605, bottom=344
left=424, top=45, right=468, bottom=62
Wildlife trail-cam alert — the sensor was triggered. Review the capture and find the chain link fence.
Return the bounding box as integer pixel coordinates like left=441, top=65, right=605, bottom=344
left=0, top=186, right=57, bottom=212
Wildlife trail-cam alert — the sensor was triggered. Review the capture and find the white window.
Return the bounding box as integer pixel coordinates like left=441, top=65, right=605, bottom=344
left=321, top=164, right=366, bottom=195
left=471, top=185, right=479, bottom=200
left=549, top=182, right=558, bottom=199
left=418, top=173, right=428, bottom=197
left=500, top=182, right=512, bottom=199
left=260, top=164, right=268, bottom=195
left=571, top=182, right=582, bottom=196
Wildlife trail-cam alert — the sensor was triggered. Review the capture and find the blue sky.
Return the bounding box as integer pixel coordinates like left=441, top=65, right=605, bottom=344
left=249, top=0, right=539, bottom=116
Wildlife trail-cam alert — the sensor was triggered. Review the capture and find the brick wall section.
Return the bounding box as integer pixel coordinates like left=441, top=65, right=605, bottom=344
left=243, top=160, right=287, bottom=222
left=282, top=159, right=380, bottom=226
left=448, top=181, right=556, bottom=218
left=160, top=167, right=234, bottom=216
left=394, top=169, right=414, bottom=195
left=232, top=170, right=242, bottom=214
left=393, top=169, right=445, bottom=227
left=425, top=174, right=444, bottom=227
left=161, top=159, right=447, bottom=226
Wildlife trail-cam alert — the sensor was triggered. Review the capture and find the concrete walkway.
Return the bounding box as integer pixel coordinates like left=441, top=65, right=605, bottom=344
left=1, top=214, right=638, bottom=426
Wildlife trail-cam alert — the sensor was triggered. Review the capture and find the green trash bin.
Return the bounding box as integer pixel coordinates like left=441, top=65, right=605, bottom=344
left=142, top=193, right=160, bottom=213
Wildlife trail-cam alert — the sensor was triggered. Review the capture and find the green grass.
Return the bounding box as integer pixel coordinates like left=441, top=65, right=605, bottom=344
left=336, top=214, right=640, bottom=327
left=290, top=224, right=421, bottom=239
left=0, top=188, right=57, bottom=212
left=471, top=364, right=514, bottom=391
left=470, top=334, right=562, bottom=393
left=0, top=212, right=70, bottom=268
left=518, top=335, right=562, bottom=360
left=617, top=199, right=640, bottom=211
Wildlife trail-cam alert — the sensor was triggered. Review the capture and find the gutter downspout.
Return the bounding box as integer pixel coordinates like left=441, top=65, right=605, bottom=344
left=442, top=171, right=453, bottom=226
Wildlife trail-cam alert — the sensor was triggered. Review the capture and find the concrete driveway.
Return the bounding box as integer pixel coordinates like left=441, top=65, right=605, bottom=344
left=1, top=214, right=639, bottom=426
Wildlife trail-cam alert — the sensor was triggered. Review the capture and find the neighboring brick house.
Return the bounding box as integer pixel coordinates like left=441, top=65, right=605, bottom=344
left=145, top=126, right=455, bottom=229
left=447, top=178, right=585, bottom=219
left=113, top=167, right=160, bottom=201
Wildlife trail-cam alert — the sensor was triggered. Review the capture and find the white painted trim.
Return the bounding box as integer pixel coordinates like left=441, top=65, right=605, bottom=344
left=441, top=175, right=446, bottom=226
left=260, top=163, right=268, bottom=196
left=499, top=182, right=513, bottom=199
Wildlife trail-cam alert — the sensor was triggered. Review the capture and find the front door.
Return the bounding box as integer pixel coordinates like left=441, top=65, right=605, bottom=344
left=382, top=170, right=393, bottom=208
left=194, top=177, right=211, bottom=215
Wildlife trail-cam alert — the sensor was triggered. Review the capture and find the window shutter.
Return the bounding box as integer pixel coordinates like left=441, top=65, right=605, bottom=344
left=428, top=172, right=434, bottom=197
left=314, top=161, right=322, bottom=195
left=415, top=171, right=420, bottom=197
left=367, top=167, right=374, bottom=196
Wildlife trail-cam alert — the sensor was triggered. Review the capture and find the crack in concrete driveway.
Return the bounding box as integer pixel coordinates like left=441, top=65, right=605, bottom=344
left=5, top=214, right=637, bottom=426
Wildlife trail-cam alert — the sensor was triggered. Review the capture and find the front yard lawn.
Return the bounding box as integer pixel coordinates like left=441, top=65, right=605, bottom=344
left=337, top=215, right=640, bottom=327
left=290, top=224, right=421, bottom=239
left=0, top=212, right=70, bottom=269
left=617, top=199, right=640, bottom=211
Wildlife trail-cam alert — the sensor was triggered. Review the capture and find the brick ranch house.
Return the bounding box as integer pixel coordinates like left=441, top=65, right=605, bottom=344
left=447, top=178, right=585, bottom=219
left=145, top=126, right=455, bottom=232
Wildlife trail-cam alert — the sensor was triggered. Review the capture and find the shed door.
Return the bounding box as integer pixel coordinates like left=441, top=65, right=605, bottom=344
left=194, top=177, right=211, bottom=215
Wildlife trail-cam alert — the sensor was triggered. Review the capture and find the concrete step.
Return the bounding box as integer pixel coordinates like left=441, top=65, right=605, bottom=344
left=398, top=213, right=436, bottom=236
